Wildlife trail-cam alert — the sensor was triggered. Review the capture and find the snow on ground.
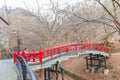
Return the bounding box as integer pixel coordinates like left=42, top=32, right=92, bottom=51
left=0, top=59, right=13, bottom=63
left=0, top=59, right=19, bottom=80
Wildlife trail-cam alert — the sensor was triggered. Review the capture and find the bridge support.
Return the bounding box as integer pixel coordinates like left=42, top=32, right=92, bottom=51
left=44, top=61, right=64, bottom=80
left=44, top=68, right=48, bottom=80
left=86, top=53, right=107, bottom=73
left=61, top=67, right=64, bottom=80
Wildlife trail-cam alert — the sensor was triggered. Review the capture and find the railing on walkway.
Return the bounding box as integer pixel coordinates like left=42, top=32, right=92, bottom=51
left=16, top=55, right=36, bottom=80
left=14, top=43, right=109, bottom=64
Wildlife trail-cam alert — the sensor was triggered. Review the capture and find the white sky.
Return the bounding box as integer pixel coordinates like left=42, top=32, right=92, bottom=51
left=0, top=0, right=84, bottom=10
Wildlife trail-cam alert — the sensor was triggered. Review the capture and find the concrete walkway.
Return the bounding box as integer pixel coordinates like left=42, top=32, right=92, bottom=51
left=0, top=59, right=19, bottom=80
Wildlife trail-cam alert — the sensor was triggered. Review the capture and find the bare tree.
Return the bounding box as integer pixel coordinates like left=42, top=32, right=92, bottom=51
left=94, top=0, right=120, bottom=44
left=6, top=0, right=120, bottom=51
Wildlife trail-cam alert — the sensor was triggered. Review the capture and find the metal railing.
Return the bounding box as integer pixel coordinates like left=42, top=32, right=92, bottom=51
left=16, top=55, right=36, bottom=80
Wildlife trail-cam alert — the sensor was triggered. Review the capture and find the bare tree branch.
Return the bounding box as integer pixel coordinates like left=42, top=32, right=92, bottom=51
left=97, top=0, right=120, bottom=28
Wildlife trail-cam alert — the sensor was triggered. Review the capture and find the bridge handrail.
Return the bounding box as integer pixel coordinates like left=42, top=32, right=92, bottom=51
left=14, top=43, right=109, bottom=64
left=16, top=55, right=36, bottom=80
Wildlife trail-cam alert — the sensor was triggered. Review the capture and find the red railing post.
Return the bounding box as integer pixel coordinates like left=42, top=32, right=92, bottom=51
left=39, top=51, right=43, bottom=63
left=22, top=51, right=25, bottom=59
left=33, top=54, right=36, bottom=62
left=14, top=52, right=17, bottom=63
left=57, top=48, right=60, bottom=55
left=27, top=53, right=31, bottom=61
left=66, top=47, right=68, bottom=54
left=105, top=48, right=109, bottom=53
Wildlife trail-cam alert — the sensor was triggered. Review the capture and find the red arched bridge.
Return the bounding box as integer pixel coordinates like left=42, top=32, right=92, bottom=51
left=14, top=43, right=109, bottom=64
left=13, top=43, right=109, bottom=80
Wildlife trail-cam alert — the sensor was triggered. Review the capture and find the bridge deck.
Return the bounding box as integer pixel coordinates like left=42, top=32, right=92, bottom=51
left=30, top=50, right=108, bottom=70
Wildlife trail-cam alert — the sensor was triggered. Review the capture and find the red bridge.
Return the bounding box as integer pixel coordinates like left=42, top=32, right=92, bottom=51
left=14, top=43, right=109, bottom=64
left=13, top=43, right=109, bottom=80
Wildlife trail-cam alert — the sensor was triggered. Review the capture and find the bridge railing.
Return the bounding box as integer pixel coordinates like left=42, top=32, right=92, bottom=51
left=14, top=43, right=109, bottom=64
left=16, top=55, right=36, bottom=80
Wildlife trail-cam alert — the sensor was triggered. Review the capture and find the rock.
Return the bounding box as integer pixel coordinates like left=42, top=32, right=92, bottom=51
left=91, top=68, right=95, bottom=74
left=104, top=69, right=109, bottom=74
left=85, top=69, right=90, bottom=73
